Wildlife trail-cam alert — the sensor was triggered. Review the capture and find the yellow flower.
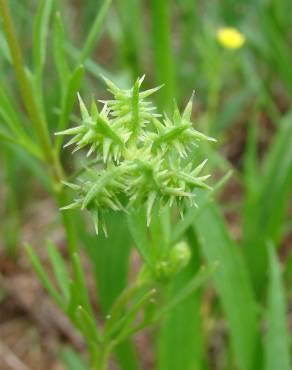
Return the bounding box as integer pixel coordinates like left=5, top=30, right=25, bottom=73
left=216, top=27, right=245, bottom=49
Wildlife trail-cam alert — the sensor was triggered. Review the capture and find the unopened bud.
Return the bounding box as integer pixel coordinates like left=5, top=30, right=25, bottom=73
left=168, top=241, right=191, bottom=275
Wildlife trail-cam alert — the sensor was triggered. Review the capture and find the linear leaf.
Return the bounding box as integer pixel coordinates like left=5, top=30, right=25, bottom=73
left=264, top=244, right=291, bottom=370
left=76, top=306, right=100, bottom=343
left=0, top=88, right=43, bottom=159
left=243, top=112, right=292, bottom=291
left=53, top=12, right=70, bottom=95
left=80, top=212, right=141, bottom=370
left=26, top=244, right=64, bottom=309
left=72, top=252, right=94, bottom=317
left=60, top=346, right=87, bottom=370
left=47, top=241, right=70, bottom=302
left=194, top=202, right=259, bottom=370
left=56, top=65, right=84, bottom=151
left=78, top=0, right=112, bottom=63
left=33, top=0, right=53, bottom=74
left=157, top=231, right=210, bottom=370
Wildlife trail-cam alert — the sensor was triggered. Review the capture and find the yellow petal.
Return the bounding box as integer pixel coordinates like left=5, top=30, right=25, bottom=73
left=216, top=27, right=245, bottom=49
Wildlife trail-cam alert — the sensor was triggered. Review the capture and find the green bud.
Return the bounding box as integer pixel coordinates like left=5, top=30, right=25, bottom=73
left=168, top=241, right=191, bottom=275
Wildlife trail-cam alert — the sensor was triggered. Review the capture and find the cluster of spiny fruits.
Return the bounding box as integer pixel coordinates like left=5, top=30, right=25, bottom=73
left=56, top=76, right=215, bottom=235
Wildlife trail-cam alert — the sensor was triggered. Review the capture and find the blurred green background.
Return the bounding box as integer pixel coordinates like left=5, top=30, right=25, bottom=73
left=0, top=0, right=291, bottom=369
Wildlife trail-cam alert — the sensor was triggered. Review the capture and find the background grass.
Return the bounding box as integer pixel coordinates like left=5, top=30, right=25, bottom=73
left=0, top=0, right=291, bottom=369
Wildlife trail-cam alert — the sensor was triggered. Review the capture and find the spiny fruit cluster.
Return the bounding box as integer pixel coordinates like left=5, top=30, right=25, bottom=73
left=56, top=76, right=215, bottom=235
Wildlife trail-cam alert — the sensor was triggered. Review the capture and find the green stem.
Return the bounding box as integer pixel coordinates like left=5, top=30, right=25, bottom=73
left=56, top=189, right=78, bottom=256
left=0, top=0, right=63, bottom=183
left=150, top=0, right=175, bottom=111
left=0, top=0, right=78, bottom=254
left=90, top=344, right=111, bottom=370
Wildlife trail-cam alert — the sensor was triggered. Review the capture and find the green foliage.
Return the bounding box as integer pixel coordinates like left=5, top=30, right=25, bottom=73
left=194, top=202, right=259, bottom=370
left=1, top=0, right=292, bottom=370
left=243, top=112, right=292, bottom=291
left=264, top=244, right=291, bottom=370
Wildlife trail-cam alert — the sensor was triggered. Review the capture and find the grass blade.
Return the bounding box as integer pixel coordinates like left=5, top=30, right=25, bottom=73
left=33, top=0, right=53, bottom=76
left=56, top=65, right=84, bottom=151
left=61, top=346, right=87, bottom=370
left=115, top=0, right=143, bottom=77
left=26, top=244, right=64, bottom=308
left=72, top=252, right=94, bottom=317
left=76, top=306, right=100, bottom=343
left=0, top=87, right=43, bottom=159
left=80, top=212, right=141, bottom=370
left=78, top=0, right=112, bottom=63
left=243, top=112, right=292, bottom=292
left=150, top=0, right=175, bottom=110
left=264, top=244, right=291, bottom=370
left=194, top=202, right=259, bottom=370
left=157, top=231, right=212, bottom=370
left=47, top=241, right=70, bottom=302
left=53, top=12, right=70, bottom=95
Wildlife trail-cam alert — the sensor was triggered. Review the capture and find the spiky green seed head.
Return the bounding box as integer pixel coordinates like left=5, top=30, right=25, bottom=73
left=56, top=77, right=215, bottom=235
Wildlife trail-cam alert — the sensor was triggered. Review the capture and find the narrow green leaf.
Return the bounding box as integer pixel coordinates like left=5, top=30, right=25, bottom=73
left=157, top=263, right=215, bottom=320
left=2, top=144, right=51, bottom=192
left=76, top=306, right=100, bottom=343
left=56, top=65, right=84, bottom=151
left=53, top=12, right=70, bottom=95
left=47, top=241, right=70, bottom=302
left=81, top=212, right=132, bottom=313
left=150, top=0, right=176, bottom=110
left=26, top=245, right=64, bottom=308
left=157, top=230, right=207, bottom=370
left=67, top=281, right=80, bottom=320
left=115, top=342, right=141, bottom=370
left=78, top=0, right=112, bottom=63
left=33, top=0, right=53, bottom=74
left=115, top=0, right=143, bottom=76
left=72, top=252, right=94, bottom=318
left=0, top=127, right=19, bottom=145
left=60, top=346, right=87, bottom=370
left=0, top=88, right=25, bottom=136
left=194, top=202, right=259, bottom=370
left=0, top=87, right=43, bottom=159
left=264, top=244, right=291, bottom=370
left=66, top=44, right=115, bottom=82
left=0, top=30, right=11, bottom=63
left=243, top=112, right=292, bottom=291
left=80, top=212, right=141, bottom=370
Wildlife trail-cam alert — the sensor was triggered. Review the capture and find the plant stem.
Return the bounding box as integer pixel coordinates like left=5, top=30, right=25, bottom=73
left=0, top=0, right=78, bottom=254
left=0, top=0, right=63, bottom=184
left=150, top=0, right=175, bottom=111
left=90, top=344, right=111, bottom=370
left=56, top=190, right=78, bottom=256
